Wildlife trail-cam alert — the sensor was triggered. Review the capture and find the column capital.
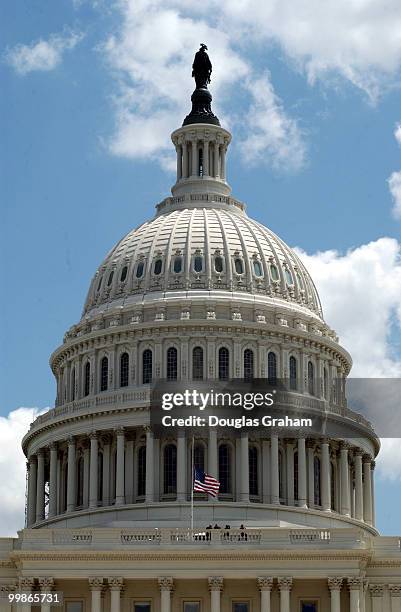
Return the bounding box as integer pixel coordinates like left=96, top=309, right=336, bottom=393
left=37, top=448, right=45, bottom=458
left=107, top=577, right=124, bottom=591
left=389, top=585, right=401, bottom=596
left=67, top=434, right=76, bottom=446
left=101, top=433, right=112, bottom=445
left=320, top=437, right=330, bottom=445
left=340, top=441, right=351, bottom=451
left=89, top=577, right=104, bottom=591
left=347, top=577, right=364, bottom=590
left=306, top=439, right=316, bottom=450
left=158, top=577, right=174, bottom=592
left=115, top=426, right=125, bottom=436
left=369, top=584, right=385, bottom=597
left=328, top=577, right=343, bottom=591
left=257, top=577, right=273, bottom=591
left=19, top=577, right=35, bottom=591
left=0, top=584, right=16, bottom=594
left=362, top=453, right=372, bottom=464
left=47, top=441, right=58, bottom=451
left=353, top=448, right=363, bottom=457
left=370, top=460, right=376, bottom=470
left=38, top=577, right=54, bottom=592
left=90, top=430, right=98, bottom=440
left=277, top=577, right=293, bottom=591
left=208, top=576, right=224, bottom=592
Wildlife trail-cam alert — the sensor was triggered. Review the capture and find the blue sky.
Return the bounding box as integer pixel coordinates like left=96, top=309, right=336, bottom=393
left=1, top=0, right=401, bottom=536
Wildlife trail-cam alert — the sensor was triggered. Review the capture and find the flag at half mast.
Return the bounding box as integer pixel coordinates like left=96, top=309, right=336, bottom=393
left=193, top=467, right=220, bottom=497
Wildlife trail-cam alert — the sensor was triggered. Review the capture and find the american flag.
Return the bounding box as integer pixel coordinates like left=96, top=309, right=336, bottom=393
left=193, top=467, right=220, bottom=497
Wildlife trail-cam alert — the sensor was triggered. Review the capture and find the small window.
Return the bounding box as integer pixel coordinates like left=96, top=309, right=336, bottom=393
left=97, top=276, right=103, bottom=291
left=194, top=256, right=203, bottom=272
left=136, top=262, right=144, bottom=278
left=154, top=259, right=162, bottom=275
left=301, top=601, right=318, bottom=612
left=107, top=271, right=114, bottom=286
left=234, top=258, right=244, bottom=274
left=100, top=356, right=108, bottom=392
left=184, top=604, right=201, bottom=612
left=173, top=256, right=182, bottom=273
left=253, top=260, right=263, bottom=277
left=285, top=268, right=293, bottom=284
left=120, top=352, right=129, bottom=387
left=142, top=349, right=152, bottom=384
left=120, top=266, right=128, bottom=282
left=134, top=604, right=151, bottom=612
left=65, top=603, right=84, bottom=612
left=214, top=256, right=223, bottom=273
left=233, top=603, right=249, bottom=612
left=192, top=346, right=204, bottom=380
left=270, top=264, right=279, bottom=281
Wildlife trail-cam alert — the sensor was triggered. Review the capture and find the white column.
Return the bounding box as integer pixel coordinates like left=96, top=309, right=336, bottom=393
left=389, top=585, right=401, bottom=612
left=240, top=432, right=249, bottom=502
left=89, top=432, right=99, bottom=509
left=102, top=435, right=111, bottom=506
left=262, top=440, right=270, bottom=504
left=340, top=443, right=351, bottom=516
left=257, top=577, right=273, bottom=612
left=48, top=443, right=58, bottom=518
left=307, top=440, right=315, bottom=508
left=270, top=434, right=280, bottom=504
left=89, top=578, right=103, bottom=612
left=158, top=577, right=174, bottom=612
left=354, top=450, right=364, bottom=521
left=328, top=578, right=343, bottom=612
left=348, top=578, right=363, bottom=612
left=208, top=428, right=218, bottom=502
left=203, top=140, right=209, bottom=176
left=208, top=577, right=223, bottom=612
left=145, top=428, right=155, bottom=503
left=83, top=441, right=90, bottom=508
left=177, top=430, right=186, bottom=501
left=363, top=455, right=373, bottom=525
left=286, top=439, right=294, bottom=506
left=36, top=449, right=45, bottom=522
left=298, top=437, right=307, bottom=508
left=38, top=577, right=54, bottom=612
left=321, top=439, right=331, bottom=512
left=220, top=145, right=226, bottom=180
left=66, top=436, right=76, bottom=512
left=369, top=585, right=385, bottom=612
left=108, top=578, right=123, bottom=612
left=371, top=460, right=376, bottom=526
left=0, top=585, right=15, bottom=612
left=176, top=144, right=182, bottom=180
left=191, top=139, right=198, bottom=176
left=213, top=142, right=219, bottom=177
left=182, top=141, right=188, bottom=178
left=17, top=577, right=34, bottom=612
left=115, top=427, right=125, bottom=505
left=27, top=456, right=37, bottom=526
left=278, top=577, right=292, bottom=612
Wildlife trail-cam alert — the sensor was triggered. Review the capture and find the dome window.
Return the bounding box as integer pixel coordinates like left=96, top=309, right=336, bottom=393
left=194, top=256, right=203, bottom=273
left=285, top=269, right=293, bottom=285
left=253, top=260, right=263, bottom=277
left=107, top=271, right=114, bottom=287
left=154, top=259, right=163, bottom=275
left=234, top=258, right=244, bottom=274
left=120, top=266, right=128, bottom=282
left=136, top=262, right=144, bottom=278
left=97, top=275, right=103, bottom=292
left=270, top=264, right=279, bottom=281
left=214, top=256, right=223, bottom=273
left=173, top=256, right=182, bottom=273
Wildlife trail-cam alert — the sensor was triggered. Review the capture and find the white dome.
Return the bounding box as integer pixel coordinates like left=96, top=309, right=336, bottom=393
left=83, top=197, right=323, bottom=321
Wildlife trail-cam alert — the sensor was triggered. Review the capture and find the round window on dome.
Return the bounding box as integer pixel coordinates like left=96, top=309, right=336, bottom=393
left=270, top=264, right=279, bottom=281
left=107, top=271, right=114, bottom=286
left=253, top=260, right=263, bottom=277
left=136, top=261, right=144, bottom=278
left=234, top=258, right=244, bottom=274
left=194, top=256, right=203, bottom=273
left=285, top=269, right=293, bottom=285
left=214, top=256, right=223, bottom=273
left=173, top=256, right=182, bottom=273
left=154, top=259, right=163, bottom=275
left=120, top=266, right=128, bottom=282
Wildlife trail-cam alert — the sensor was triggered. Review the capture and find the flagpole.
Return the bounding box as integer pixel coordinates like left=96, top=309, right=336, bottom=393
left=191, top=435, right=194, bottom=534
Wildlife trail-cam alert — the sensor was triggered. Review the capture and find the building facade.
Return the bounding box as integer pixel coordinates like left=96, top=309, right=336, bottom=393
left=0, top=50, right=400, bottom=612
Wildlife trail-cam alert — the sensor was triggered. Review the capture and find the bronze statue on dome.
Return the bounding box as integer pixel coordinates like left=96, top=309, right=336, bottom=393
left=192, top=43, right=212, bottom=89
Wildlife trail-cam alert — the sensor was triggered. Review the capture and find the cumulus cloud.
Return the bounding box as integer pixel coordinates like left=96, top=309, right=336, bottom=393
left=376, top=439, right=401, bottom=481
left=5, top=31, right=83, bottom=75
left=0, top=407, right=48, bottom=536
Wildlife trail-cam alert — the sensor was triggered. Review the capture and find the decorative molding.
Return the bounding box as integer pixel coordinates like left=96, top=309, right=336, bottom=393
left=18, top=577, right=35, bottom=591
left=369, top=584, right=385, bottom=597
left=389, top=585, right=401, bottom=597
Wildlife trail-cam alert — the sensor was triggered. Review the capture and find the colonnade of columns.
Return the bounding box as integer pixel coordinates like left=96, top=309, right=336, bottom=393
left=173, top=131, right=229, bottom=183
left=4, top=577, right=400, bottom=612
left=26, top=428, right=375, bottom=528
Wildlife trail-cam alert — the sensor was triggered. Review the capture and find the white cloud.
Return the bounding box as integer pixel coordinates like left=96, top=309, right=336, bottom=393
left=5, top=31, right=83, bottom=75
left=0, top=407, right=48, bottom=536
left=388, top=171, right=401, bottom=219
left=395, top=123, right=401, bottom=147
left=376, top=439, right=401, bottom=481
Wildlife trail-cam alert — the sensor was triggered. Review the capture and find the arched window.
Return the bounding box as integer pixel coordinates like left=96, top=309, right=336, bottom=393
left=219, top=444, right=231, bottom=494
left=330, top=463, right=336, bottom=511
left=194, top=256, right=203, bottom=273
left=142, top=349, right=152, bottom=384
left=308, top=361, right=314, bottom=395
left=194, top=444, right=205, bottom=472
left=218, top=347, right=229, bottom=380
left=107, top=270, right=114, bottom=286
left=294, top=451, right=299, bottom=502
left=198, top=147, right=203, bottom=176
left=100, top=356, right=108, bottom=392
left=270, top=264, right=279, bottom=281
left=76, top=455, right=84, bottom=507
left=120, top=266, right=128, bottom=282
left=253, top=260, right=263, bottom=277
left=163, top=444, right=177, bottom=495
left=136, top=261, right=144, bottom=278
left=167, top=347, right=178, bottom=380
left=214, top=256, right=223, bottom=273
left=314, top=456, right=321, bottom=506
left=173, top=256, right=182, bottom=273
left=244, top=349, right=254, bottom=380
left=285, top=269, right=293, bottom=285
left=137, top=446, right=146, bottom=497
left=154, top=259, right=162, bottom=275
left=84, top=362, right=90, bottom=397
left=71, top=367, right=76, bottom=401
left=249, top=446, right=258, bottom=496
left=97, top=275, right=103, bottom=292
left=234, top=258, right=244, bottom=274
left=289, top=356, right=297, bottom=390
left=120, top=352, right=129, bottom=387
left=267, top=351, right=277, bottom=384
left=97, top=451, right=103, bottom=503
left=192, top=346, right=204, bottom=380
